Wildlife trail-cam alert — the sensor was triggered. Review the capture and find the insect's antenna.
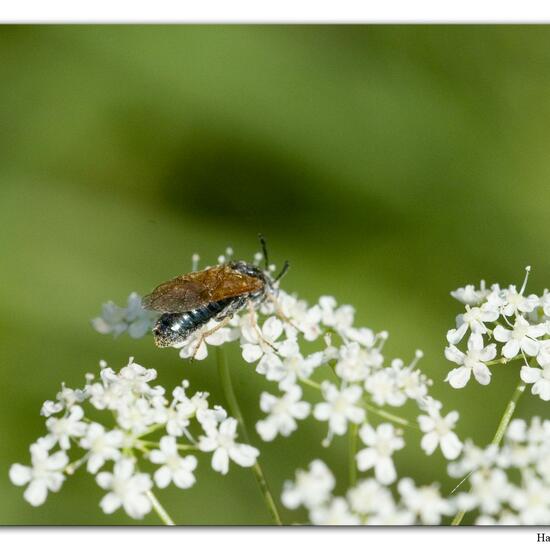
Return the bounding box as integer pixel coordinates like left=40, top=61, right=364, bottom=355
left=275, top=260, right=290, bottom=282
left=258, top=233, right=269, bottom=270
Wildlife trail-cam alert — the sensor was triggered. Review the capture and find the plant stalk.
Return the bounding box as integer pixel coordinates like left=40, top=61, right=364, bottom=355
left=146, top=490, right=175, bottom=526
left=216, top=347, right=283, bottom=525
left=451, top=378, right=526, bottom=526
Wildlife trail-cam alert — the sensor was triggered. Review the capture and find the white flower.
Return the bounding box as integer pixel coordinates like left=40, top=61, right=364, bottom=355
left=115, top=397, right=165, bottom=434
left=79, top=423, right=124, bottom=474
left=92, top=293, right=157, bottom=338
left=167, top=384, right=210, bottom=436
left=45, top=405, right=87, bottom=450
left=450, top=281, right=490, bottom=305
left=309, top=497, right=360, bottom=525
left=397, top=478, right=453, bottom=524
left=281, top=460, right=335, bottom=510
left=198, top=417, right=259, bottom=475
left=395, top=361, right=430, bottom=400
left=343, top=327, right=377, bottom=348
left=418, top=399, right=462, bottom=459
left=55, top=382, right=88, bottom=408
left=256, top=340, right=322, bottom=388
left=335, top=342, right=372, bottom=383
left=164, top=405, right=192, bottom=438
left=278, top=292, right=323, bottom=341
left=149, top=436, right=197, bottom=489
left=365, top=369, right=406, bottom=407
left=40, top=400, right=63, bottom=418
left=176, top=319, right=234, bottom=360
left=505, top=418, right=528, bottom=443
left=318, top=296, right=354, bottom=334
left=92, top=302, right=127, bottom=336
left=347, top=478, right=395, bottom=516
left=96, top=459, right=152, bottom=520
left=367, top=506, right=415, bottom=525
left=476, top=511, right=521, bottom=525
left=457, top=469, right=512, bottom=516
left=241, top=316, right=286, bottom=373
left=196, top=405, right=228, bottom=433
left=446, top=304, right=499, bottom=345
left=313, top=382, right=365, bottom=439
left=447, top=440, right=499, bottom=478
left=493, top=316, right=546, bottom=358
left=356, top=423, right=404, bottom=485
left=125, top=292, right=158, bottom=338
left=500, top=285, right=539, bottom=317
left=537, top=339, right=550, bottom=366
left=445, top=333, right=496, bottom=388
left=510, top=473, right=550, bottom=525
left=100, top=358, right=162, bottom=399
left=10, top=437, right=68, bottom=507
left=527, top=416, right=550, bottom=445
left=256, top=385, right=310, bottom=441
left=521, top=363, right=550, bottom=401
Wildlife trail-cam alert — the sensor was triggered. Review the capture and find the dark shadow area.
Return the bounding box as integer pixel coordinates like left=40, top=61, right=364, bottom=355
left=161, top=125, right=405, bottom=243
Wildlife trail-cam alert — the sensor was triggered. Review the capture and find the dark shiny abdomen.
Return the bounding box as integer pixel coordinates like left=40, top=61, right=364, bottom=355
left=153, top=297, right=235, bottom=347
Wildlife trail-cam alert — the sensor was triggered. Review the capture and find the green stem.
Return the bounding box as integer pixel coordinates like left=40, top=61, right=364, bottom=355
left=137, top=440, right=197, bottom=451
left=146, top=490, right=175, bottom=526
left=300, top=377, right=321, bottom=390
left=485, top=354, right=523, bottom=367
left=363, top=402, right=417, bottom=430
left=490, top=381, right=526, bottom=447
left=348, top=422, right=358, bottom=487
left=216, top=347, right=283, bottom=526
left=451, top=378, right=526, bottom=526
left=450, top=510, right=466, bottom=527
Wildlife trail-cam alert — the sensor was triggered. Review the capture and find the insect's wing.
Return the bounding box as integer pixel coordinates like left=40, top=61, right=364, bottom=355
left=207, top=265, right=264, bottom=302
left=142, top=272, right=212, bottom=313
left=142, top=265, right=263, bottom=313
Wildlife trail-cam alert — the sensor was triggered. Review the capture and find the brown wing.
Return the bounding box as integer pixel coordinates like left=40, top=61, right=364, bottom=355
left=142, top=265, right=263, bottom=313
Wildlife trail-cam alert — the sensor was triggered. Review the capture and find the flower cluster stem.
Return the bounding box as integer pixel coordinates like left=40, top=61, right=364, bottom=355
left=363, top=402, right=415, bottom=430
left=146, top=490, right=175, bottom=526
left=451, top=378, right=526, bottom=526
left=490, top=381, right=526, bottom=447
left=216, top=347, right=283, bottom=526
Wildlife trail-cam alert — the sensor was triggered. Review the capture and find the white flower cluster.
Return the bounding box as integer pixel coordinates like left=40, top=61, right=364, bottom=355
left=91, top=278, right=463, bottom=492
left=92, top=286, right=462, bottom=462
left=281, top=459, right=454, bottom=525
left=19, top=249, right=548, bottom=526
left=449, top=417, right=550, bottom=525
left=9, top=358, right=258, bottom=520
left=445, top=268, right=550, bottom=399
left=146, top=288, right=461, bottom=462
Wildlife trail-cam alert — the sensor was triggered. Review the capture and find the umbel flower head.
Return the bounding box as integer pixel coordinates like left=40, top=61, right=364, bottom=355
left=12, top=245, right=550, bottom=525
left=445, top=267, right=550, bottom=401
left=9, top=358, right=259, bottom=520
left=49, top=248, right=467, bottom=524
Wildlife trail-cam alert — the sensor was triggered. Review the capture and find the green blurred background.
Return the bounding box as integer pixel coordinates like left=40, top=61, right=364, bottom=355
left=1, top=25, right=549, bottom=525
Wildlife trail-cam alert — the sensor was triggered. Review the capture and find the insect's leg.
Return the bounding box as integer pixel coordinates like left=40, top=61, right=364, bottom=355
left=247, top=300, right=279, bottom=352
left=191, top=317, right=232, bottom=360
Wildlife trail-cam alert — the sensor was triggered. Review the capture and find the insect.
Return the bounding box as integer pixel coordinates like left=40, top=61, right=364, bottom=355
left=141, top=235, right=289, bottom=352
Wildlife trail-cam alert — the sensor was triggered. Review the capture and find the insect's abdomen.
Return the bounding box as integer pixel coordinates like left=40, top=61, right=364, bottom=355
left=153, top=298, right=234, bottom=348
